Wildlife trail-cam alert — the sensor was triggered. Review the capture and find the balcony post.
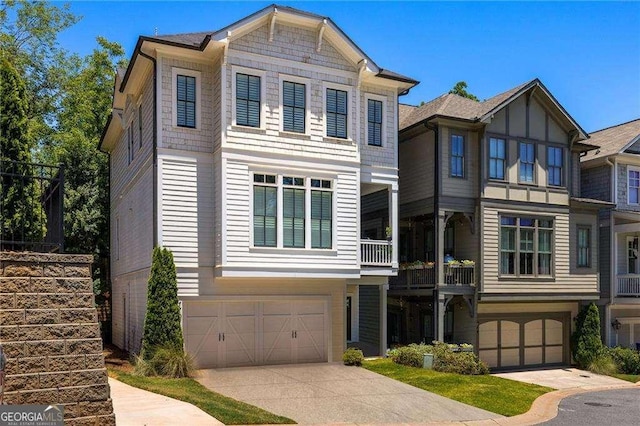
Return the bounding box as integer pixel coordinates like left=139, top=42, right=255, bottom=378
left=380, top=283, right=388, bottom=356
left=389, top=184, right=398, bottom=268
left=437, top=212, right=446, bottom=285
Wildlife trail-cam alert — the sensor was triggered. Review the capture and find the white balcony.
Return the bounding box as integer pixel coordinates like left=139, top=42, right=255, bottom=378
left=360, top=239, right=392, bottom=266
left=617, top=274, right=640, bottom=297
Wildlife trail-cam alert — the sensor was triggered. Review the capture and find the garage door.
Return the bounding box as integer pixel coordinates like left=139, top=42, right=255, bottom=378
left=185, top=299, right=328, bottom=368
left=478, top=314, right=569, bottom=369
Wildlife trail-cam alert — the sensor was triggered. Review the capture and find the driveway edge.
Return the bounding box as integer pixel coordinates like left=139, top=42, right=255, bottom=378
left=461, top=381, right=640, bottom=426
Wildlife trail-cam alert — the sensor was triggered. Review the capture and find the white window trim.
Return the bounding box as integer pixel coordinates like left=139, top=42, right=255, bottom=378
left=249, top=171, right=336, bottom=251
left=323, top=81, right=353, bottom=141
left=171, top=67, right=202, bottom=130
left=347, top=289, right=359, bottom=343
left=364, top=93, right=387, bottom=147
left=231, top=65, right=267, bottom=130
left=278, top=74, right=311, bottom=135
left=627, top=165, right=640, bottom=205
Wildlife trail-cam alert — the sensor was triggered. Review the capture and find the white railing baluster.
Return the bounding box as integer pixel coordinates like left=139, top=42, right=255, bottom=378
left=360, top=239, right=392, bottom=266
left=617, top=274, right=640, bottom=297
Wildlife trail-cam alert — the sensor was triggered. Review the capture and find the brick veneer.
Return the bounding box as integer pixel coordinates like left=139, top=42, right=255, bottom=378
left=0, top=252, right=115, bottom=425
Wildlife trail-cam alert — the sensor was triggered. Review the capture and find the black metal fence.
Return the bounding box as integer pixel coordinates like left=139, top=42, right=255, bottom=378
left=0, top=159, right=64, bottom=252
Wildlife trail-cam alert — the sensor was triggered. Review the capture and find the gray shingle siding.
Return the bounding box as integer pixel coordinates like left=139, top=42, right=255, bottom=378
left=581, top=165, right=611, bottom=202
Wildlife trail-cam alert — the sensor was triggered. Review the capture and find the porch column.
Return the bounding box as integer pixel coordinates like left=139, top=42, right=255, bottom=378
left=388, top=184, right=399, bottom=268
left=437, top=292, right=445, bottom=342
left=437, top=212, right=446, bottom=285
left=380, top=284, right=388, bottom=355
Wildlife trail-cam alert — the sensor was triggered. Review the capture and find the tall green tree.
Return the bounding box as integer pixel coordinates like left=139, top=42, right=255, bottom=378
left=0, top=55, right=43, bottom=246
left=449, top=81, right=479, bottom=101
left=142, top=248, right=184, bottom=358
left=571, top=303, right=604, bottom=368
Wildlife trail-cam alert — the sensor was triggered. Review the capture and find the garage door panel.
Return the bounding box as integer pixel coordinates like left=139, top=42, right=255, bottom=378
left=188, top=303, right=220, bottom=317
left=187, top=317, right=218, bottom=334
left=295, top=300, right=325, bottom=315
left=501, top=321, right=520, bottom=347
left=263, top=301, right=293, bottom=315
left=545, top=319, right=563, bottom=345
left=501, top=348, right=520, bottom=367
left=478, top=322, right=498, bottom=349
left=524, top=320, right=543, bottom=346
left=545, top=346, right=563, bottom=364
left=525, top=347, right=543, bottom=365
left=479, top=349, right=498, bottom=368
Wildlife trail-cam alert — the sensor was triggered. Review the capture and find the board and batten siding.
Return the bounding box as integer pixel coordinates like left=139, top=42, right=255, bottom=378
left=481, top=205, right=598, bottom=295
left=222, top=157, right=359, bottom=270
left=399, top=131, right=435, bottom=205
left=159, top=154, right=215, bottom=295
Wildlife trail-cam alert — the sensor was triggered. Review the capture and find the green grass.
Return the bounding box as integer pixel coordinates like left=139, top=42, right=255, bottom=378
left=363, top=359, right=553, bottom=417
left=108, top=367, right=295, bottom=425
left=611, top=373, right=640, bottom=383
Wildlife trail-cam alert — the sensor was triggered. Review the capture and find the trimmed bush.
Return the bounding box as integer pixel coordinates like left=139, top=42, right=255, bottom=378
left=587, top=353, right=618, bottom=376
left=389, top=343, right=433, bottom=367
left=571, top=303, right=604, bottom=369
left=141, top=247, right=184, bottom=359
left=152, top=344, right=195, bottom=378
left=342, top=348, right=364, bottom=366
left=431, top=342, right=489, bottom=375
left=608, top=346, right=640, bottom=374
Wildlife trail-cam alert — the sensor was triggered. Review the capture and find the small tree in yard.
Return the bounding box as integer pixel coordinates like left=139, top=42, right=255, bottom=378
left=141, top=247, right=184, bottom=358
left=571, top=303, right=604, bottom=369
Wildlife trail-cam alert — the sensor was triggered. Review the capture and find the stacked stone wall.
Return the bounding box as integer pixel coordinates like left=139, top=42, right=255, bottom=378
left=0, top=252, right=115, bottom=425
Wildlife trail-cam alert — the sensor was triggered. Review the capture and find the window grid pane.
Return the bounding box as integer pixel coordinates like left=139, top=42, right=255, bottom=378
left=177, top=75, right=196, bottom=128
left=519, top=142, right=535, bottom=182
left=311, top=190, right=332, bottom=248
left=254, top=186, right=277, bottom=247
left=547, top=147, right=563, bottom=186
left=327, top=88, right=348, bottom=139
left=450, top=135, right=464, bottom=178
left=577, top=228, right=590, bottom=267
left=489, top=138, right=506, bottom=180
left=367, top=99, right=382, bottom=146
left=283, top=188, right=305, bottom=248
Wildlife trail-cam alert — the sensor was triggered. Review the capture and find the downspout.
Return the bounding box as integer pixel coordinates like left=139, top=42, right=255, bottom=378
left=425, top=121, right=439, bottom=340
left=137, top=50, right=158, bottom=247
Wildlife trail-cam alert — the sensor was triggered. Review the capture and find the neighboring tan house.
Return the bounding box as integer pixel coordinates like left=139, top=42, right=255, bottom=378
left=391, top=79, right=607, bottom=369
left=99, top=5, right=417, bottom=367
left=580, top=119, right=640, bottom=349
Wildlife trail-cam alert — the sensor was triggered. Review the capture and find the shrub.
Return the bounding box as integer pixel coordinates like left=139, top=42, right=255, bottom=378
left=571, top=303, right=604, bottom=369
left=431, top=342, right=489, bottom=375
left=141, top=247, right=184, bottom=359
left=133, top=353, right=157, bottom=377
left=587, top=353, right=618, bottom=376
left=152, top=344, right=195, bottom=378
left=389, top=343, right=433, bottom=367
left=342, top=348, right=364, bottom=366
left=608, top=346, right=640, bottom=374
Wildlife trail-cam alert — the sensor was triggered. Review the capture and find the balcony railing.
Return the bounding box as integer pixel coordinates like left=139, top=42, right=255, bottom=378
left=617, top=274, right=640, bottom=297
left=360, top=239, right=392, bottom=266
left=389, top=263, right=475, bottom=291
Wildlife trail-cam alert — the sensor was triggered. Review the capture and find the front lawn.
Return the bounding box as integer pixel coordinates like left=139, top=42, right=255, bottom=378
left=363, top=358, right=552, bottom=417
left=612, top=373, right=640, bottom=383
left=108, top=367, right=295, bottom=425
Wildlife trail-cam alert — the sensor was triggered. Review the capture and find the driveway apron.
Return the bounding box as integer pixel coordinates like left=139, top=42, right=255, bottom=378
left=196, top=363, right=501, bottom=424
left=493, top=368, right=631, bottom=390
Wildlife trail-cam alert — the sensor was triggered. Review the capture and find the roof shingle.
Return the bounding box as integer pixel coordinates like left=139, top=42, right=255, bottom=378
left=581, top=119, right=640, bottom=162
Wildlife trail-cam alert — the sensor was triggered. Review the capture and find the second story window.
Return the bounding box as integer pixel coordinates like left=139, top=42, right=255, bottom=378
left=283, top=177, right=305, bottom=248
left=547, top=146, right=563, bottom=186
left=236, top=73, right=261, bottom=128
left=628, top=237, right=639, bottom=274
left=489, top=138, right=506, bottom=180
left=311, top=179, right=332, bottom=249
left=500, top=216, right=553, bottom=277
left=176, top=74, right=196, bottom=128
left=367, top=99, right=383, bottom=146
left=450, top=134, right=464, bottom=178
left=127, top=126, right=134, bottom=164
left=519, top=142, right=535, bottom=183
left=283, top=81, right=306, bottom=133
left=577, top=226, right=591, bottom=268
left=629, top=168, right=640, bottom=204
left=253, top=174, right=277, bottom=247
left=326, top=88, right=348, bottom=139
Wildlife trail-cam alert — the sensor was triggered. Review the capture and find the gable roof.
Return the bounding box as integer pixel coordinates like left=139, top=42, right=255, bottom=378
left=580, top=118, right=640, bottom=162
left=399, top=79, right=589, bottom=144
left=120, top=4, right=417, bottom=93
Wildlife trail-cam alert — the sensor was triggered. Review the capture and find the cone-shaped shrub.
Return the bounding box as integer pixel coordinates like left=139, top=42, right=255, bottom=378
left=141, top=247, right=184, bottom=359
left=571, top=303, right=604, bottom=369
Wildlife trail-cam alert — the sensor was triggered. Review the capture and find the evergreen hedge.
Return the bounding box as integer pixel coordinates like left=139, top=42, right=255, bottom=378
left=141, top=247, right=184, bottom=359
left=571, top=303, right=604, bottom=369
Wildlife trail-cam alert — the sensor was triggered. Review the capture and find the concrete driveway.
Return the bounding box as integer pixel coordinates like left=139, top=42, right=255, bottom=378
left=196, top=363, right=501, bottom=424
left=493, top=368, right=631, bottom=390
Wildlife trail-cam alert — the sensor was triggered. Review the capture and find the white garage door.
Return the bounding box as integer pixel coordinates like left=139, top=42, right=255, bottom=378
left=478, top=314, right=568, bottom=369
left=185, top=299, right=328, bottom=368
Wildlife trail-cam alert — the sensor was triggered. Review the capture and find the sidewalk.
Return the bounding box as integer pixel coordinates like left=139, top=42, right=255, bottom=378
left=109, top=377, right=222, bottom=426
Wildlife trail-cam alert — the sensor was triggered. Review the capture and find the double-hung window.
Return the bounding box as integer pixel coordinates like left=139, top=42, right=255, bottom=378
left=519, top=142, right=535, bottom=183
left=629, top=168, right=640, bottom=204
left=547, top=146, right=563, bottom=186
left=326, top=88, right=348, bottom=139
left=577, top=227, right=591, bottom=268
left=283, top=177, right=305, bottom=248
left=236, top=73, right=261, bottom=128
left=489, top=138, right=506, bottom=180
left=176, top=74, right=196, bottom=128
left=450, top=135, right=464, bottom=178
left=500, top=216, right=553, bottom=277
left=253, top=174, right=277, bottom=247
left=283, top=81, right=306, bottom=133
left=367, top=99, right=383, bottom=146
left=311, top=179, right=332, bottom=249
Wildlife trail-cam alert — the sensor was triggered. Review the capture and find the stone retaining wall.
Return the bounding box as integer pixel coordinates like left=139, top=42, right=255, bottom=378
left=0, top=252, right=115, bottom=425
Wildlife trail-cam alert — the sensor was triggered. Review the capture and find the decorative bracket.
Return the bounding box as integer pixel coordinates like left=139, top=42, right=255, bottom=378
left=463, top=213, right=475, bottom=234
left=222, top=40, right=229, bottom=65
left=316, top=19, right=327, bottom=52
left=462, top=295, right=475, bottom=317
left=357, top=59, right=367, bottom=89
left=269, top=9, right=278, bottom=42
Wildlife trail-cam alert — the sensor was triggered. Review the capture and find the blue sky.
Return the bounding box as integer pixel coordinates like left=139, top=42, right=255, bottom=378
left=57, top=1, right=640, bottom=132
